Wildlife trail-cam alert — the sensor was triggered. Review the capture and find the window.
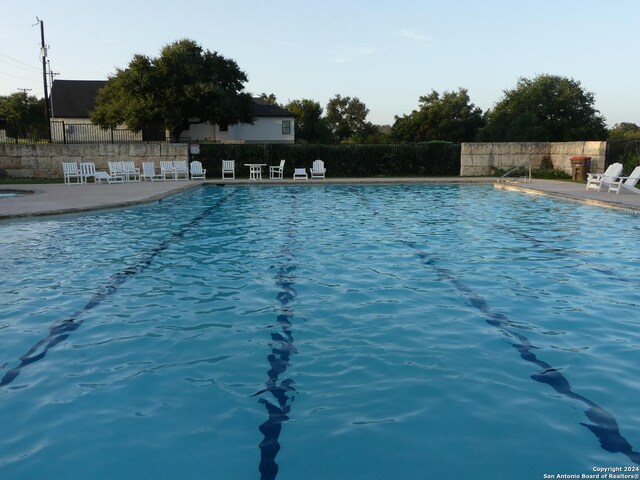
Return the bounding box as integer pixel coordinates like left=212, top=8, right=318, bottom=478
left=282, top=120, right=291, bottom=135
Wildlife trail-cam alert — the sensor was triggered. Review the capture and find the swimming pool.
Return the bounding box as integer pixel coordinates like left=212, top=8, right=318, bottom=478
left=1, top=184, right=639, bottom=479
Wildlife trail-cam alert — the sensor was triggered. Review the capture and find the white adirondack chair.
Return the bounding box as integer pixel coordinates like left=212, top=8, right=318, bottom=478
left=608, top=166, right=640, bottom=194
left=222, top=160, right=235, bottom=179
left=310, top=160, right=326, bottom=179
left=586, top=163, right=623, bottom=192
left=190, top=161, right=207, bottom=180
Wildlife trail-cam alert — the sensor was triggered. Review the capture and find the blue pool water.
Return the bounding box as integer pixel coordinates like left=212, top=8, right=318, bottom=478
left=1, top=184, right=640, bottom=480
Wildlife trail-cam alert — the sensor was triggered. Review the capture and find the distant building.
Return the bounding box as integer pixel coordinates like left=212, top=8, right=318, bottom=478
left=49, top=79, right=295, bottom=143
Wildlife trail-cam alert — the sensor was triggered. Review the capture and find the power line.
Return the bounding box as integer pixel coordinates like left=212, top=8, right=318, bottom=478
left=0, top=51, right=42, bottom=72
left=0, top=69, right=40, bottom=83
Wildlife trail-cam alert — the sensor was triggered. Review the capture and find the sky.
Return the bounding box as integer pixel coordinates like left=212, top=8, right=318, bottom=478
left=1, top=0, right=639, bottom=128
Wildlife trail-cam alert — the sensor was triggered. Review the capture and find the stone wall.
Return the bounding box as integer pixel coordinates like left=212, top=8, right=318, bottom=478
left=0, top=143, right=188, bottom=179
left=460, top=141, right=607, bottom=176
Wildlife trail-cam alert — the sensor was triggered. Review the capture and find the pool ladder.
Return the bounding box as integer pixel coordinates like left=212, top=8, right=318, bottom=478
left=496, top=157, right=532, bottom=183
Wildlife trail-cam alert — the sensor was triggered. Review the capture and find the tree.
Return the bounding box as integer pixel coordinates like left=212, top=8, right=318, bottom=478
left=91, top=39, right=255, bottom=142
left=608, top=122, right=640, bottom=140
left=478, top=74, right=608, bottom=142
left=284, top=98, right=331, bottom=143
left=325, top=94, right=375, bottom=143
left=391, top=88, right=484, bottom=143
left=0, top=92, right=47, bottom=140
left=259, top=93, right=279, bottom=106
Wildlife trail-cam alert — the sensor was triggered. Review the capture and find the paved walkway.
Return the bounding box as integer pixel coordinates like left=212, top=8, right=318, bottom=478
left=494, top=179, right=640, bottom=214
left=1, top=177, right=639, bottom=219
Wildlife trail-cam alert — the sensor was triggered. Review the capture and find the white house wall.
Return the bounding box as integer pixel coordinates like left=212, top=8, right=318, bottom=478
left=232, top=117, right=294, bottom=143
left=182, top=117, right=295, bottom=143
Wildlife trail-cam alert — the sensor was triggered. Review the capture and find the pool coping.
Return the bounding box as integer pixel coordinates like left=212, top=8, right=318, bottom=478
left=2, top=177, right=640, bottom=219
left=494, top=179, right=640, bottom=214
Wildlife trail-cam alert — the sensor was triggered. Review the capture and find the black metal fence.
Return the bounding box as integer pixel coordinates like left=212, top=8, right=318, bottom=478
left=50, top=121, right=143, bottom=143
left=194, top=142, right=461, bottom=178
left=0, top=121, right=145, bottom=144
left=605, top=139, right=640, bottom=172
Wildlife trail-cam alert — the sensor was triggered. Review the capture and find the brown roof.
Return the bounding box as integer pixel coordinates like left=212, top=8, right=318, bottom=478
left=50, top=79, right=294, bottom=118
left=50, top=80, right=106, bottom=118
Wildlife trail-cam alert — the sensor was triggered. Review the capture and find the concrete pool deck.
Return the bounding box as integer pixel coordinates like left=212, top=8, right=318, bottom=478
left=1, top=177, right=640, bottom=219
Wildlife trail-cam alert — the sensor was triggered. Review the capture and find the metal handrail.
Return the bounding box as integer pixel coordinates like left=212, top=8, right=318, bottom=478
left=496, top=157, right=532, bottom=183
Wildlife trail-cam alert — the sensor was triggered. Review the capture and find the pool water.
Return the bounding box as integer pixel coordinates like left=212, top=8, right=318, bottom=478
left=1, top=184, right=639, bottom=480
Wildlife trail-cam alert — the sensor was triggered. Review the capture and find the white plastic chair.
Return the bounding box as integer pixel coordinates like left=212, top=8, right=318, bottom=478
left=62, top=162, right=82, bottom=185
left=222, top=160, right=235, bottom=179
left=108, top=161, right=126, bottom=183
left=608, top=166, right=640, bottom=195
left=586, top=163, right=623, bottom=192
left=174, top=160, right=189, bottom=180
left=79, top=162, right=97, bottom=184
left=160, top=160, right=177, bottom=180
left=121, top=161, right=141, bottom=182
left=141, top=162, right=165, bottom=182
left=310, top=160, right=326, bottom=179
left=270, top=160, right=285, bottom=179
left=190, top=161, right=207, bottom=180
left=293, top=168, right=308, bottom=180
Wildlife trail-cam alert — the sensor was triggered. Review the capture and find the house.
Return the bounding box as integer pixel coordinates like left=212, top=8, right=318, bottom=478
left=183, top=97, right=294, bottom=144
left=49, top=79, right=295, bottom=143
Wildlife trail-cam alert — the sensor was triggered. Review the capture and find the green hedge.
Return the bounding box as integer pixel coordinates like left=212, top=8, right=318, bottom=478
left=193, top=142, right=461, bottom=179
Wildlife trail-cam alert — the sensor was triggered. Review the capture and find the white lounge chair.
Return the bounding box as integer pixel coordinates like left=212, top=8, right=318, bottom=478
left=586, top=163, right=623, bottom=192
left=310, top=160, right=326, bottom=179
left=121, top=161, right=140, bottom=182
left=190, top=161, right=206, bottom=180
left=141, top=162, right=165, bottom=182
left=293, top=168, right=308, bottom=180
left=222, top=160, right=235, bottom=179
left=174, top=160, right=189, bottom=180
left=270, top=159, right=285, bottom=179
left=608, top=166, right=640, bottom=195
left=62, top=162, right=82, bottom=185
left=160, top=160, right=177, bottom=180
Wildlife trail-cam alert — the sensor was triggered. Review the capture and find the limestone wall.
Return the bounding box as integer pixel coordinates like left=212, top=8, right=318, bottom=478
left=460, top=141, right=607, bottom=176
left=0, top=143, right=188, bottom=179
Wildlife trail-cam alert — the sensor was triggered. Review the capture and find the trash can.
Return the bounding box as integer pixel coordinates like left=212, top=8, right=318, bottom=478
left=570, top=156, right=591, bottom=181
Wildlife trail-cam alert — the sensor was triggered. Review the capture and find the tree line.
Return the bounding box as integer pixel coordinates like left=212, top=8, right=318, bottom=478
left=2, top=38, right=639, bottom=144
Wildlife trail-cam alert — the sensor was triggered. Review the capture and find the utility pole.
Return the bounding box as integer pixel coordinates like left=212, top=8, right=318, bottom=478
left=37, top=18, right=52, bottom=142
left=47, top=60, right=59, bottom=118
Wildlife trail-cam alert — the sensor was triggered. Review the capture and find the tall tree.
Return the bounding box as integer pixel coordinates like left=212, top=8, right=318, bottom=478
left=325, top=94, right=375, bottom=143
left=478, top=74, right=608, bottom=141
left=392, top=88, right=484, bottom=143
left=0, top=92, right=47, bottom=140
left=284, top=98, right=331, bottom=143
left=91, top=39, right=255, bottom=141
left=608, top=122, right=640, bottom=140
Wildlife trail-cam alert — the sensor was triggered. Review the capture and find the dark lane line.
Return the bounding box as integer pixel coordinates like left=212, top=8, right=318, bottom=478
left=255, top=195, right=299, bottom=480
left=356, top=186, right=640, bottom=465
left=0, top=189, right=236, bottom=389
left=412, top=249, right=640, bottom=465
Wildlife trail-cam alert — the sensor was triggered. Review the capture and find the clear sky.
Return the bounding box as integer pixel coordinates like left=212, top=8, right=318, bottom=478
left=1, top=0, right=638, bottom=128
